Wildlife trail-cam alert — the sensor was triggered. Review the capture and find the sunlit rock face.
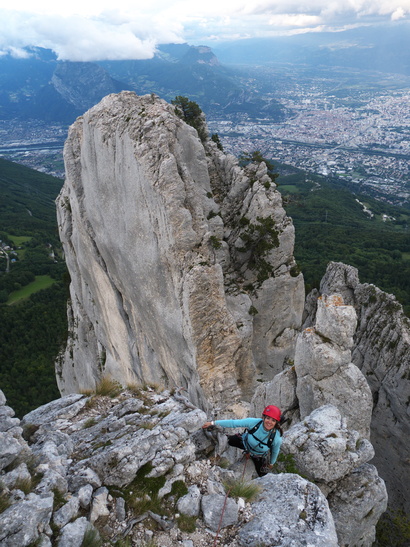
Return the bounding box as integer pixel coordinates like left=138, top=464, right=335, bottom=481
left=56, top=91, right=304, bottom=411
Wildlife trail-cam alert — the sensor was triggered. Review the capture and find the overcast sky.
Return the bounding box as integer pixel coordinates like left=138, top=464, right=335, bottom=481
left=1, top=0, right=410, bottom=61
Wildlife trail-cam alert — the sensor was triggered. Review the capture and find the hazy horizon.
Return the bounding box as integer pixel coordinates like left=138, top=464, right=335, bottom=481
left=1, top=0, right=410, bottom=62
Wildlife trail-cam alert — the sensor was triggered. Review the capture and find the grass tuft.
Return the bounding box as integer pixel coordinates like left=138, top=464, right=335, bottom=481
left=14, top=477, right=32, bottom=494
left=222, top=478, right=262, bottom=502
left=80, top=526, right=102, bottom=547
left=177, top=514, right=197, bottom=532
left=0, top=492, right=11, bottom=514
left=94, top=376, right=122, bottom=398
left=83, top=417, right=98, bottom=429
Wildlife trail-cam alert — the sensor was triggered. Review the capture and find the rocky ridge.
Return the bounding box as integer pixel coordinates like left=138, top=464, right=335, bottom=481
left=0, top=358, right=386, bottom=547
left=56, top=91, right=304, bottom=412
left=304, top=262, right=410, bottom=512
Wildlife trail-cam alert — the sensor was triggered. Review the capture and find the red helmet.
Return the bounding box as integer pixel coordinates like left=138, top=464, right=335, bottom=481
left=263, top=405, right=281, bottom=421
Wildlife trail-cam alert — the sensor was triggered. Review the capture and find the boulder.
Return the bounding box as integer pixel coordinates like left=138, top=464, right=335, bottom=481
left=328, top=464, right=388, bottom=547
left=0, top=493, right=53, bottom=547
left=201, top=493, right=238, bottom=531
left=282, top=405, right=374, bottom=484
left=238, top=473, right=338, bottom=546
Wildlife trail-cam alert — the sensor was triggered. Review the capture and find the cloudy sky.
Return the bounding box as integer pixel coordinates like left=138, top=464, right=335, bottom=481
left=1, top=0, right=410, bottom=61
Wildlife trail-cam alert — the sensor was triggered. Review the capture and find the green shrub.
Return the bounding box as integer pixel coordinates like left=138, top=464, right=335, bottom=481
left=375, top=509, right=410, bottom=546
left=209, top=235, right=222, bottom=249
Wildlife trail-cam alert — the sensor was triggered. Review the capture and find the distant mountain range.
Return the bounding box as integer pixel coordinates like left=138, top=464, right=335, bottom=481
left=213, top=22, right=410, bottom=74
left=1, top=22, right=409, bottom=126
left=0, top=44, right=285, bottom=124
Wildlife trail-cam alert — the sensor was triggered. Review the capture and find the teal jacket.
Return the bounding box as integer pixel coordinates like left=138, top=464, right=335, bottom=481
left=215, top=418, right=282, bottom=464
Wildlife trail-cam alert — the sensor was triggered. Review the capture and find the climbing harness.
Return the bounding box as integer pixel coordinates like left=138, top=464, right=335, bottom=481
left=243, top=420, right=277, bottom=453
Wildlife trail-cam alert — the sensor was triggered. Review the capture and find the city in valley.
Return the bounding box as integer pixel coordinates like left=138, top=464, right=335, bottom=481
left=208, top=66, right=410, bottom=208
left=2, top=65, right=410, bottom=208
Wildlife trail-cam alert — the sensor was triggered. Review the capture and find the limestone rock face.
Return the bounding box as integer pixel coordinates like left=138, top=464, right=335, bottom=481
left=56, top=91, right=304, bottom=410
left=295, top=294, right=373, bottom=439
left=309, top=262, right=410, bottom=512
left=327, top=463, right=388, bottom=547
left=280, top=405, right=386, bottom=547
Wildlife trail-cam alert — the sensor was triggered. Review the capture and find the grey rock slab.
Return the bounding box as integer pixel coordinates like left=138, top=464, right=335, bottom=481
left=78, top=484, right=94, bottom=509
left=282, top=405, right=374, bottom=483
left=0, top=431, right=26, bottom=471
left=57, top=517, right=95, bottom=547
left=201, top=493, right=238, bottom=531
left=53, top=495, right=80, bottom=528
left=90, top=486, right=110, bottom=523
left=0, top=493, right=53, bottom=547
left=238, top=473, right=338, bottom=547
left=1, top=462, right=31, bottom=490
left=21, top=394, right=87, bottom=427
left=177, top=485, right=202, bottom=517
left=68, top=466, right=102, bottom=492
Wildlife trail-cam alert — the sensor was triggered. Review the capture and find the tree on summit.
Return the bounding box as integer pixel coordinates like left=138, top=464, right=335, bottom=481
left=239, top=150, right=279, bottom=185
left=172, top=96, right=207, bottom=142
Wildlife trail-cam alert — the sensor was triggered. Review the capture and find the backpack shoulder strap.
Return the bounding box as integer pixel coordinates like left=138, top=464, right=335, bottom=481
left=246, top=419, right=263, bottom=436
left=246, top=420, right=277, bottom=449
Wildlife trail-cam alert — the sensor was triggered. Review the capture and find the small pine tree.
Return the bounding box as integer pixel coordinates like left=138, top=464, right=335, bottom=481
left=172, top=96, right=207, bottom=142
left=239, top=150, right=279, bottom=184
left=211, top=133, right=224, bottom=151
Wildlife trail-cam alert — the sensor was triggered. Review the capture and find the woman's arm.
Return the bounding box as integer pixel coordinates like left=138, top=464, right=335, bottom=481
left=202, top=418, right=260, bottom=429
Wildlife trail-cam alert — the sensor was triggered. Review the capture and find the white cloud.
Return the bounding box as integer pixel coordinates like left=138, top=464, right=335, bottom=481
left=391, top=7, right=406, bottom=19
left=268, top=14, right=322, bottom=27
left=1, top=0, right=410, bottom=60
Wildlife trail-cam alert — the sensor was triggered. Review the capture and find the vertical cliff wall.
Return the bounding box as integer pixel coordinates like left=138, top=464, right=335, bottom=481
left=56, top=91, right=304, bottom=411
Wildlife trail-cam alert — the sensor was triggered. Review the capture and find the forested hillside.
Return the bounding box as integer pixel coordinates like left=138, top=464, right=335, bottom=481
left=0, top=158, right=67, bottom=416
left=276, top=165, right=410, bottom=315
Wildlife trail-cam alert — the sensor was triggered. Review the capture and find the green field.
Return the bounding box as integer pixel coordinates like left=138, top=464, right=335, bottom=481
left=7, top=275, right=56, bottom=304
left=7, top=235, right=32, bottom=245
left=279, top=184, right=300, bottom=194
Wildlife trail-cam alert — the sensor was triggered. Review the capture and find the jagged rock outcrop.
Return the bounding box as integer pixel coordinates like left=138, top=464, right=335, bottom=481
left=305, top=262, right=410, bottom=512
left=0, top=387, right=344, bottom=546
left=296, top=294, right=373, bottom=439
left=249, top=293, right=387, bottom=545
left=56, top=91, right=304, bottom=411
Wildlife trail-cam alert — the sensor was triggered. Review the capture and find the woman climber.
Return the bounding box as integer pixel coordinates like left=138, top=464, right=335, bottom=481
left=202, top=405, right=283, bottom=477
